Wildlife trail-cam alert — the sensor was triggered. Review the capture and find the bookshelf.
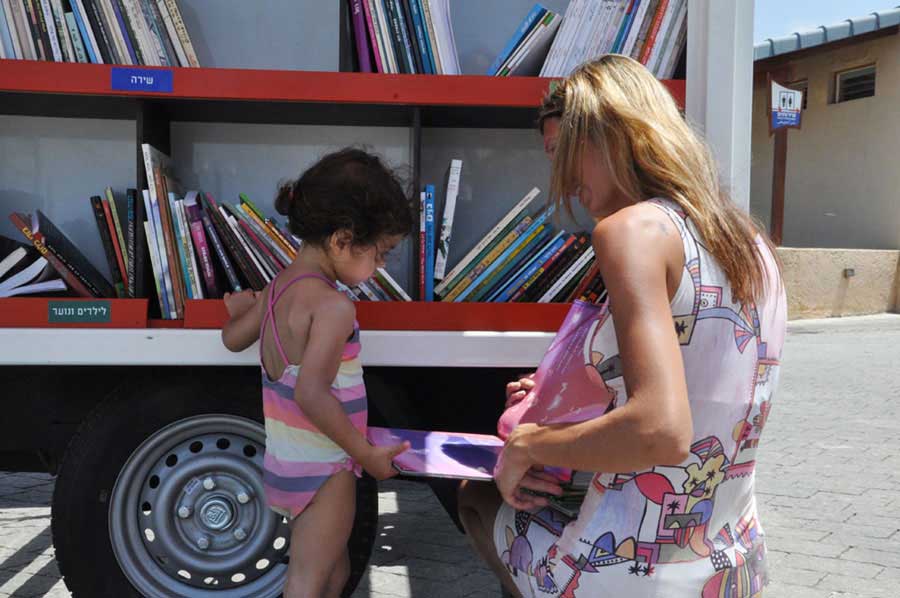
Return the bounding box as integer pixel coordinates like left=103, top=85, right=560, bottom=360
left=0, top=59, right=685, bottom=331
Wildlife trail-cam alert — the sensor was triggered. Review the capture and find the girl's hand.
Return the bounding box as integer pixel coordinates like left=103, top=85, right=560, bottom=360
left=223, top=290, right=259, bottom=318
left=505, top=373, right=536, bottom=408
left=495, top=424, right=563, bottom=510
left=361, top=441, right=410, bottom=481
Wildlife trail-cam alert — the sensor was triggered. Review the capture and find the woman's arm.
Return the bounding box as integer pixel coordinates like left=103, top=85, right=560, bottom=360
left=222, top=290, right=264, bottom=352
left=504, top=205, right=694, bottom=477
left=294, top=296, right=407, bottom=480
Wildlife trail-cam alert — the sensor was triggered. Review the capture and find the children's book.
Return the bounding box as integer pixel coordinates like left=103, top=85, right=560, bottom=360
left=367, top=427, right=502, bottom=481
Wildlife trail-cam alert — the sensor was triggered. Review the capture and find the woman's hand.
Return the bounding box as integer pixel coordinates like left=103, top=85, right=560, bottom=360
left=223, top=290, right=260, bottom=318
left=495, top=424, right=563, bottom=510
left=360, top=441, right=410, bottom=481
left=505, top=373, right=536, bottom=408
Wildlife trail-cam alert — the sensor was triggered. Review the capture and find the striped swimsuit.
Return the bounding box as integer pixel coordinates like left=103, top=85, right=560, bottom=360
left=260, top=272, right=367, bottom=520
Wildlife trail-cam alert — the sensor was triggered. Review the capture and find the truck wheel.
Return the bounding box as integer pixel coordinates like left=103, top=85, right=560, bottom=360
left=52, top=384, right=377, bottom=598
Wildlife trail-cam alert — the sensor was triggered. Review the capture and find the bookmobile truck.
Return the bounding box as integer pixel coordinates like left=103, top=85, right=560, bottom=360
left=0, top=4, right=750, bottom=596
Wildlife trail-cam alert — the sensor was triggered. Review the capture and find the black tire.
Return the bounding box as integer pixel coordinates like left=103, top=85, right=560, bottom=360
left=52, top=378, right=377, bottom=597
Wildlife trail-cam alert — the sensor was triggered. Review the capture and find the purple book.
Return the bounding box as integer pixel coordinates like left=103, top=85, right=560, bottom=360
left=349, top=0, right=373, bottom=72
left=367, top=427, right=503, bottom=481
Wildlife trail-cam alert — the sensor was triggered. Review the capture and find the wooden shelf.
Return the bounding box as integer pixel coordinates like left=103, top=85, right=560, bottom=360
left=0, top=60, right=685, bottom=127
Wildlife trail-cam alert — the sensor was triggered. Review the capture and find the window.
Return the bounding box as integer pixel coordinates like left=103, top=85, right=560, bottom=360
left=788, top=79, right=808, bottom=110
left=834, top=65, right=876, bottom=103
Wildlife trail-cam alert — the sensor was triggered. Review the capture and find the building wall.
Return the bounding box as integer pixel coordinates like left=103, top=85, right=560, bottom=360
left=750, top=34, right=900, bottom=249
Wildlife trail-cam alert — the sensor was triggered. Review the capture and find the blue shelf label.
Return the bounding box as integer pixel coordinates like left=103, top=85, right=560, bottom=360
left=48, top=300, right=112, bottom=323
left=111, top=67, right=173, bottom=93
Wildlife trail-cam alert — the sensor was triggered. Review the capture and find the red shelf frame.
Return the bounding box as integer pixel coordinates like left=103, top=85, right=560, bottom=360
left=184, top=299, right=570, bottom=332
left=0, top=298, right=148, bottom=328
left=0, top=60, right=686, bottom=109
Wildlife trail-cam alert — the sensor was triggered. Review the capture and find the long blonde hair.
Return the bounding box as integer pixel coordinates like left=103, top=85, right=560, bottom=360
left=548, top=54, right=778, bottom=305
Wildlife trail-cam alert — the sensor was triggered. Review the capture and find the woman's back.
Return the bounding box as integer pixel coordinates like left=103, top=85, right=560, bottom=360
left=497, top=199, right=786, bottom=596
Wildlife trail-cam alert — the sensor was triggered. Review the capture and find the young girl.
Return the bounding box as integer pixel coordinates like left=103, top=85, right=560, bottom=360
left=221, top=148, right=414, bottom=598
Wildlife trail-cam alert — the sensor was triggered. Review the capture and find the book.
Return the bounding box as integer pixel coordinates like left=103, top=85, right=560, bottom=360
left=418, top=191, right=425, bottom=299
left=125, top=188, right=137, bottom=297
left=435, top=187, right=540, bottom=297
left=419, top=0, right=441, bottom=74
left=433, top=159, right=461, bottom=281
left=184, top=194, right=218, bottom=298
left=63, top=4, right=88, bottom=62
left=109, top=0, right=138, bottom=63
left=406, top=0, right=433, bottom=74
left=381, top=0, right=408, bottom=73
left=38, top=0, right=63, bottom=60
left=520, top=234, right=587, bottom=302
left=424, top=185, right=435, bottom=300
left=396, top=0, right=421, bottom=74
left=361, top=0, right=384, bottom=72
left=349, top=0, right=373, bottom=72
left=372, top=0, right=397, bottom=73
left=490, top=230, right=567, bottom=303
left=90, top=195, right=125, bottom=297
left=639, top=0, right=669, bottom=64
left=471, top=225, right=551, bottom=302
left=8, top=212, right=93, bottom=296
left=169, top=194, right=195, bottom=299
left=0, top=244, right=66, bottom=298
left=155, top=0, right=185, bottom=66
left=199, top=206, right=240, bottom=293
left=142, top=220, right=166, bottom=314
left=454, top=207, right=552, bottom=302
left=0, top=1, right=22, bottom=59
left=22, top=0, right=48, bottom=61
left=539, top=246, right=595, bottom=303
left=424, top=0, right=459, bottom=74
left=69, top=0, right=100, bottom=63
left=8, top=0, right=35, bottom=60
left=488, top=3, right=546, bottom=75
left=145, top=190, right=175, bottom=318
left=497, top=9, right=560, bottom=77
left=163, top=0, right=198, bottom=66
left=203, top=193, right=263, bottom=291
left=0, top=237, right=31, bottom=280
left=509, top=233, right=576, bottom=302
left=102, top=193, right=127, bottom=294
left=376, top=267, right=411, bottom=301
left=367, top=427, right=503, bottom=481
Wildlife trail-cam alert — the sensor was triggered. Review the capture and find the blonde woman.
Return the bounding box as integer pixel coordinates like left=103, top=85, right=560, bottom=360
left=458, top=55, right=786, bottom=597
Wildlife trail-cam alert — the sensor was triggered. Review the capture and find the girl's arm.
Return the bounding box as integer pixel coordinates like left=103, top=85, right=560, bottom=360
left=497, top=205, right=693, bottom=504
left=222, top=290, right=264, bottom=352
left=294, top=296, right=405, bottom=480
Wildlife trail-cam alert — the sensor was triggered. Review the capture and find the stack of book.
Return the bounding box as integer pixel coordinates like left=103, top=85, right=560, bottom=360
left=539, top=0, right=687, bottom=78
left=487, top=4, right=562, bottom=77
left=0, top=0, right=199, bottom=66
left=0, top=235, right=67, bottom=297
left=346, top=0, right=460, bottom=75
left=429, top=184, right=605, bottom=304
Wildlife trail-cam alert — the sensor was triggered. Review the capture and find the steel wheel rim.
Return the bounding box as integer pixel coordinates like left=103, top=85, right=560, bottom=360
left=110, top=414, right=290, bottom=598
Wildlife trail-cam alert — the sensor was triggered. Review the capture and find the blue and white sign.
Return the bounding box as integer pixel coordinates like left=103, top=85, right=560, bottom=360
left=111, top=67, right=174, bottom=93
left=770, top=81, right=802, bottom=130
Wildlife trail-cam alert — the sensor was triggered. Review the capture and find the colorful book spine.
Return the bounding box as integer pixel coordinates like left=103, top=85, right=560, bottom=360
left=472, top=225, right=550, bottom=302
left=155, top=0, right=186, bottom=66
left=184, top=197, right=216, bottom=298
left=540, top=246, right=595, bottom=302
left=169, top=194, right=194, bottom=300
left=8, top=212, right=92, bottom=296
left=424, top=185, right=435, bottom=300
left=435, top=187, right=540, bottom=296
left=418, top=191, right=425, bottom=299
left=238, top=204, right=291, bottom=265
left=434, top=159, right=461, bottom=281
left=487, top=3, right=545, bottom=75
left=376, top=267, right=411, bottom=301
left=200, top=208, right=240, bottom=293
left=442, top=215, right=532, bottom=302
left=163, top=0, right=198, bottom=66
left=640, top=0, right=670, bottom=64
left=63, top=4, right=87, bottom=62
left=39, top=0, right=63, bottom=60
left=90, top=196, right=125, bottom=297
left=454, top=208, right=552, bottom=302
left=101, top=197, right=127, bottom=296
left=350, top=0, right=373, bottom=72
left=490, top=231, right=566, bottom=302
left=510, top=233, right=576, bottom=302
left=406, top=0, right=432, bottom=73
left=361, top=0, right=384, bottom=72
left=148, top=193, right=176, bottom=317
left=205, top=194, right=264, bottom=290
left=143, top=220, right=165, bottom=313
left=125, top=188, right=137, bottom=297
left=106, top=188, right=128, bottom=278
left=70, top=0, right=99, bottom=62
left=522, top=235, right=586, bottom=302
left=611, top=0, right=636, bottom=53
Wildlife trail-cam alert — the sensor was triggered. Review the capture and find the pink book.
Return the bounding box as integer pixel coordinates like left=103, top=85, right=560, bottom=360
left=350, top=0, right=374, bottom=72
left=361, top=0, right=383, bottom=73
left=367, top=427, right=502, bottom=481
left=239, top=218, right=285, bottom=271
left=184, top=196, right=219, bottom=298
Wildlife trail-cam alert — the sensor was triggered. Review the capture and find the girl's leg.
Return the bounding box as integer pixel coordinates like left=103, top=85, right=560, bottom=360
left=283, top=470, right=356, bottom=598
left=457, top=480, right=522, bottom=598
left=325, top=548, right=351, bottom=598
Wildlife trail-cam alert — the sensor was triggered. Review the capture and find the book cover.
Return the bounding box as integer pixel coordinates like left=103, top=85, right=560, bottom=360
left=454, top=208, right=552, bottom=302
left=488, top=3, right=545, bottom=75
left=491, top=230, right=566, bottom=303
left=8, top=212, right=93, bottom=296
left=367, top=427, right=503, bottom=481
left=509, top=233, right=576, bottom=302
left=361, top=0, right=383, bottom=72
left=435, top=187, right=540, bottom=297
left=424, top=185, right=435, bottom=300
left=34, top=210, right=114, bottom=297
left=398, top=0, right=423, bottom=74
left=442, top=214, right=532, bottom=302
left=104, top=190, right=128, bottom=290
left=199, top=206, right=240, bottom=293
left=349, top=0, right=373, bottom=72
left=418, top=191, right=425, bottom=299
left=91, top=196, right=124, bottom=297
left=124, top=188, right=136, bottom=296
left=406, top=0, right=433, bottom=74
left=163, top=0, right=198, bottom=66
left=469, top=224, right=550, bottom=303
left=433, top=158, right=461, bottom=281
left=184, top=195, right=218, bottom=298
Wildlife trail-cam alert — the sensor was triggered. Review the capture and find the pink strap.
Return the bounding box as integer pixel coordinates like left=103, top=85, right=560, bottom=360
left=260, top=273, right=337, bottom=367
